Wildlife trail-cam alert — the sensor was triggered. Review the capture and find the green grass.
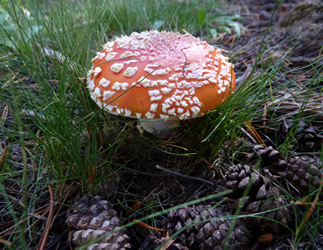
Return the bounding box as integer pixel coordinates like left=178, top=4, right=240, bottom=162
left=0, top=0, right=247, bottom=190
left=0, top=0, right=322, bottom=249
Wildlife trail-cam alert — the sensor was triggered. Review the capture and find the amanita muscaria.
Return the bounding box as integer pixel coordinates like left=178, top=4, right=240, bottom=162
left=87, top=30, right=236, bottom=136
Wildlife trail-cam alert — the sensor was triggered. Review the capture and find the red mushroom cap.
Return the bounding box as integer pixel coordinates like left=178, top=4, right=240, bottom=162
left=87, top=30, right=236, bottom=121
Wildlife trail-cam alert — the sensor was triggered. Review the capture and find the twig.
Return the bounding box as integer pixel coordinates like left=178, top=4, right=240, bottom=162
left=156, top=165, right=215, bottom=186
left=37, top=185, right=54, bottom=250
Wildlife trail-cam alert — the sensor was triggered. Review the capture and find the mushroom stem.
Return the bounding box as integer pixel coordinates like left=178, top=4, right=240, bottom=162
left=139, top=118, right=180, bottom=137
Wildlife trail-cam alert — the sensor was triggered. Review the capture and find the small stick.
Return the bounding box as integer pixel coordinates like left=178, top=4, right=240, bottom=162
left=156, top=165, right=215, bottom=186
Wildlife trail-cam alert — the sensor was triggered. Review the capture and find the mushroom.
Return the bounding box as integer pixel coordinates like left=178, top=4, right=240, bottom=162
left=87, top=30, right=236, bottom=136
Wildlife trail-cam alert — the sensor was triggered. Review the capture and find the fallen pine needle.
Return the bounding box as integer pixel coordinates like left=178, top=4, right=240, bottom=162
left=0, top=137, right=9, bottom=172
left=296, top=186, right=322, bottom=236
left=125, top=188, right=157, bottom=218
left=37, top=185, right=54, bottom=250
left=0, top=237, right=12, bottom=248
left=133, top=219, right=164, bottom=232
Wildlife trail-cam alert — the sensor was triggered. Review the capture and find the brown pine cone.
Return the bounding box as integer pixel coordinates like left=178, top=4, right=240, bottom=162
left=235, top=145, right=287, bottom=175
left=225, top=164, right=261, bottom=190
left=274, top=120, right=322, bottom=152
left=297, top=126, right=323, bottom=152
left=167, top=205, right=250, bottom=250
left=224, top=165, right=292, bottom=234
left=286, top=155, right=322, bottom=194
left=66, top=196, right=131, bottom=249
left=242, top=177, right=291, bottom=233
left=277, top=120, right=307, bottom=145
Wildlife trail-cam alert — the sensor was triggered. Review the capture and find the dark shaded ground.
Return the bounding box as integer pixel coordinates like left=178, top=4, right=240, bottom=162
left=0, top=0, right=322, bottom=249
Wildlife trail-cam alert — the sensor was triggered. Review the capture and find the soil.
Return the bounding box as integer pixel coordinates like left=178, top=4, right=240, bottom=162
left=0, top=0, right=322, bottom=249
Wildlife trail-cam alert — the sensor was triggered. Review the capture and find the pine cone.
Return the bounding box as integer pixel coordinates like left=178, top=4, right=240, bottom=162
left=235, top=145, right=287, bottom=175
left=224, top=165, right=292, bottom=234
left=286, top=155, right=322, bottom=194
left=243, top=177, right=291, bottom=233
left=167, top=205, right=250, bottom=250
left=297, top=126, right=323, bottom=152
left=225, top=164, right=262, bottom=198
left=277, top=120, right=307, bottom=145
left=274, top=120, right=322, bottom=152
left=66, top=196, right=131, bottom=249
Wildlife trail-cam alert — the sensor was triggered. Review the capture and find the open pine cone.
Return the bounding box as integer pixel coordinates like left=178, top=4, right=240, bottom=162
left=66, top=196, right=131, bottom=250
left=224, top=164, right=292, bottom=234
left=297, top=125, right=323, bottom=152
left=235, top=145, right=287, bottom=175
left=264, top=119, right=323, bottom=152
left=167, top=204, right=250, bottom=250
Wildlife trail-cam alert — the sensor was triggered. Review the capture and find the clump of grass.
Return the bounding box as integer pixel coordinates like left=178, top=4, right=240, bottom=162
left=0, top=0, right=248, bottom=191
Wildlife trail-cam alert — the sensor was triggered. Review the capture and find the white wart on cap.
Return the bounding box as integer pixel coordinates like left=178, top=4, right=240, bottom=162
left=87, top=30, right=236, bottom=135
